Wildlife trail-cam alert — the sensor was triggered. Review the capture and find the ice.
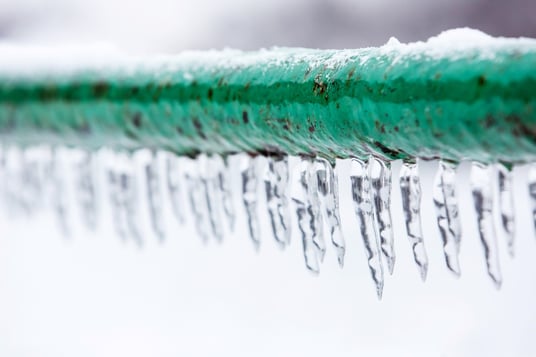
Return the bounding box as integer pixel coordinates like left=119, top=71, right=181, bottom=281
left=107, top=153, right=142, bottom=245
left=199, top=154, right=224, bottom=242
left=145, top=152, right=166, bottom=241
left=399, top=161, right=428, bottom=281
left=219, top=156, right=236, bottom=232
left=264, top=156, right=291, bottom=248
left=47, top=149, right=70, bottom=237
left=166, top=153, right=186, bottom=225
left=240, top=155, right=261, bottom=249
left=471, top=162, right=502, bottom=288
left=349, top=158, right=384, bottom=299
left=313, top=158, right=345, bottom=267
left=291, top=158, right=320, bottom=274
left=183, top=157, right=212, bottom=243
left=432, top=160, right=462, bottom=276
left=529, top=164, right=536, bottom=235
left=369, top=156, right=395, bottom=275
left=308, top=163, right=326, bottom=263
left=74, top=152, right=97, bottom=231
left=497, top=164, right=515, bottom=257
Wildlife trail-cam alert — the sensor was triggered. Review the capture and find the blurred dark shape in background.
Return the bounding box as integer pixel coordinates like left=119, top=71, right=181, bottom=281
left=0, top=0, right=534, bottom=52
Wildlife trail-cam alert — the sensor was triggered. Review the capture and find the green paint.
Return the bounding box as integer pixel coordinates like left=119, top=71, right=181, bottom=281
left=0, top=44, right=535, bottom=164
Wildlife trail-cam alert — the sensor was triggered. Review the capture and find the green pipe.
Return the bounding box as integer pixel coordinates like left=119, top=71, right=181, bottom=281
left=0, top=33, right=535, bottom=164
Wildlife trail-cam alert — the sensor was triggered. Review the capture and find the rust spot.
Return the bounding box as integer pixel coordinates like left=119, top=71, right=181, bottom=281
left=373, top=141, right=403, bottom=158
left=242, top=111, right=249, bottom=124
left=192, top=117, right=206, bottom=139
left=347, top=68, right=355, bottom=79
left=478, top=75, right=486, bottom=86
left=207, top=88, right=213, bottom=100
left=308, top=125, right=315, bottom=133
left=131, top=86, right=140, bottom=95
left=313, top=78, right=327, bottom=95
left=93, top=81, right=109, bottom=96
left=132, top=112, right=142, bottom=128
left=484, top=115, right=496, bottom=128
left=394, top=126, right=399, bottom=132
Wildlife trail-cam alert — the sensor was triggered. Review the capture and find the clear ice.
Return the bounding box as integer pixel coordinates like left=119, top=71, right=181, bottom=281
left=240, top=155, right=262, bottom=248
left=218, top=156, right=236, bottom=232
left=399, top=161, right=428, bottom=281
left=48, top=150, right=70, bottom=237
left=313, top=158, right=346, bottom=267
left=369, top=156, right=395, bottom=275
left=165, top=153, right=186, bottom=225
left=145, top=153, right=166, bottom=241
left=471, top=162, right=502, bottom=288
left=199, top=155, right=224, bottom=242
left=529, top=164, right=536, bottom=235
left=264, top=156, right=291, bottom=248
left=184, top=158, right=212, bottom=243
left=496, top=164, right=515, bottom=257
left=432, top=160, right=462, bottom=276
left=350, top=158, right=384, bottom=299
left=107, top=154, right=142, bottom=245
left=74, top=152, right=97, bottom=231
left=291, top=158, right=320, bottom=274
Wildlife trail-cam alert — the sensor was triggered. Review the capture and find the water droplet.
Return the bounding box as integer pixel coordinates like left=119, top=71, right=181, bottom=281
left=349, top=158, right=384, bottom=299
left=264, top=155, right=291, bottom=248
left=240, top=154, right=261, bottom=249
left=291, top=158, right=320, bottom=274
left=432, top=160, right=461, bottom=276
left=313, top=158, right=345, bottom=267
left=75, top=152, right=97, bottom=231
left=399, top=161, right=428, bottom=281
left=145, top=152, right=166, bottom=241
left=471, top=162, right=502, bottom=289
left=496, top=163, right=515, bottom=257
left=369, top=156, right=395, bottom=275
left=166, top=153, right=186, bottom=225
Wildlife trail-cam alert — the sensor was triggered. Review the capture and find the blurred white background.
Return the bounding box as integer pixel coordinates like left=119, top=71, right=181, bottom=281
left=0, top=1, right=535, bottom=356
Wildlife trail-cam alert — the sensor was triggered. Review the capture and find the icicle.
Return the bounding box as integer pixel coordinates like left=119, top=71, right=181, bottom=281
left=313, top=158, right=345, bottom=267
left=107, top=153, right=142, bottom=245
left=166, top=153, right=186, bottom=225
left=528, top=164, right=536, bottom=236
left=47, top=149, right=70, bottom=236
left=307, top=163, right=326, bottom=262
left=200, top=155, right=224, bottom=242
left=291, top=158, right=320, bottom=274
left=240, top=155, right=261, bottom=249
left=145, top=152, right=166, bottom=241
left=184, top=157, right=211, bottom=242
left=107, top=169, right=128, bottom=240
left=432, top=160, right=461, bottom=276
left=496, top=163, right=515, bottom=257
left=399, top=161, right=428, bottom=281
left=471, top=162, right=502, bottom=288
left=350, top=158, right=384, bottom=299
left=369, top=156, right=395, bottom=275
left=19, top=150, right=44, bottom=215
left=264, top=156, right=291, bottom=248
left=219, top=156, right=236, bottom=232
left=122, top=168, right=143, bottom=246
left=75, top=152, right=97, bottom=231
